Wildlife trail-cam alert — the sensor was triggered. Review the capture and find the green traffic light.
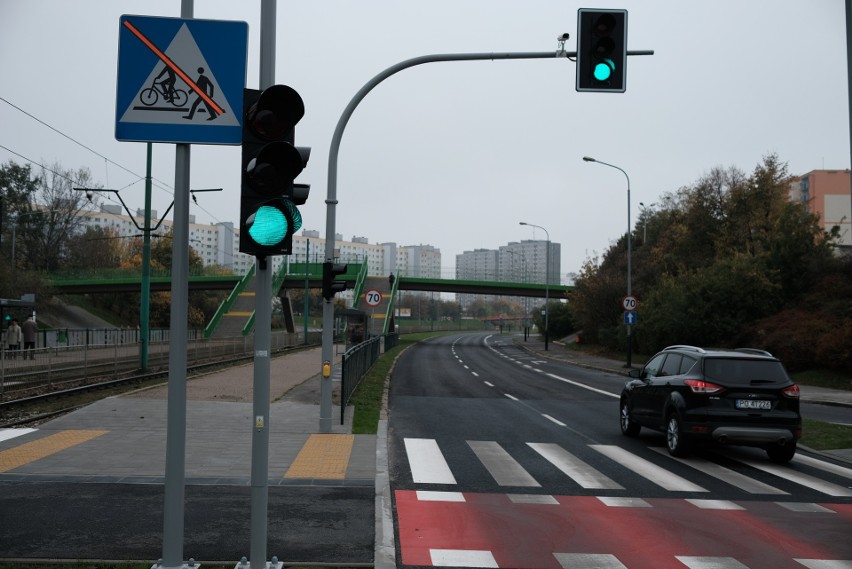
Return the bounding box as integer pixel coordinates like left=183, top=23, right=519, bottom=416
left=247, top=205, right=288, bottom=246
left=594, top=59, right=615, bottom=81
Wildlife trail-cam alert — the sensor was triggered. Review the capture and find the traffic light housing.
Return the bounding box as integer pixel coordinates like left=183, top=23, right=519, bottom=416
left=576, top=8, right=628, bottom=93
left=322, top=261, right=348, bottom=300
left=239, top=85, right=311, bottom=256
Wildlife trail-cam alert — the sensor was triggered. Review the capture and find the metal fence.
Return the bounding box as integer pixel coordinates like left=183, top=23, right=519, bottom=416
left=340, top=336, right=382, bottom=425
left=1, top=329, right=322, bottom=398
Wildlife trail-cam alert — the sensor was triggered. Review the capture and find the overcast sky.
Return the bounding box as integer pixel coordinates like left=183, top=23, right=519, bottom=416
left=1, top=1, right=849, bottom=282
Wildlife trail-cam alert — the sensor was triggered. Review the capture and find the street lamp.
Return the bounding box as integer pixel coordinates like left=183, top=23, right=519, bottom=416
left=583, top=155, right=633, bottom=367
left=519, top=221, right=550, bottom=351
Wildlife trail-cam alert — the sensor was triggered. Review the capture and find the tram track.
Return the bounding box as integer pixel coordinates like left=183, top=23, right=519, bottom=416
left=0, top=343, right=317, bottom=428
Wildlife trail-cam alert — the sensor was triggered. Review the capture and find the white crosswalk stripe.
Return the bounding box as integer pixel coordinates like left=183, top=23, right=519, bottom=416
left=401, top=437, right=849, bottom=497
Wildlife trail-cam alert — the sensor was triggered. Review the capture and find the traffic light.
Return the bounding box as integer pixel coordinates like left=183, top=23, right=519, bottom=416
left=239, top=85, right=311, bottom=256
left=575, top=8, right=628, bottom=93
left=322, top=261, right=348, bottom=300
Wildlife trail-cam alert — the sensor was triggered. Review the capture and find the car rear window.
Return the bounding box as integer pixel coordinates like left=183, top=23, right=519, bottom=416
left=702, top=358, right=790, bottom=386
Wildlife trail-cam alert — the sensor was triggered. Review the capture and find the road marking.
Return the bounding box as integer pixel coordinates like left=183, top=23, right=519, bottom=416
left=554, top=553, right=627, bottom=569
left=650, top=447, right=788, bottom=495
left=794, top=559, right=852, bottom=568
left=676, top=557, right=749, bottom=569
left=528, top=442, right=623, bottom=490
left=542, top=414, right=567, bottom=427
left=284, top=434, right=354, bottom=479
left=0, top=430, right=108, bottom=473
left=431, top=549, right=498, bottom=567
left=404, top=438, right=457, bottom=484
left=546, top=372, right=618, bottom=398
left=733, top=456, right=852, bottom=497
left=597, top=496, right=651, bottom=508
left=416, top=490, right=465, bottom=502
left=483, top=381, right=494, bottom=387
left=686, top=499, right=744, bottom=510
left=0, top=428, right=36, bottom=443
left=793, top=454, right=852, bottom=480
left=591, top=444, right=708, bottom=492
left=504, top=393, right=519, bottom=401
left=468, top=441, right=540, bottom=487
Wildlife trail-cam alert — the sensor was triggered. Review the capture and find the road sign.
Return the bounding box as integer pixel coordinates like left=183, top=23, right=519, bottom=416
left=115, top=15, right=248, bottom=144
left=624, top=311, right=637, bottom=325
left=365, top=289, right=383, bottom=307
left=622, top=295, right=638, bottom=311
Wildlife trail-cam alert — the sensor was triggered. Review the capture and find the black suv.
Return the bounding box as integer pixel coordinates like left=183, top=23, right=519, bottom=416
left=620, top=345, right=801, bottom=463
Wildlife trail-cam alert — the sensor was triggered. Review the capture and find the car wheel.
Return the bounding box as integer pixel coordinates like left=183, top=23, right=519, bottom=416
left=766, top=441, right=797, bottom=464
left=666, top=413, right=689, bottom=457
left=620, top=399, right=641, bottom=436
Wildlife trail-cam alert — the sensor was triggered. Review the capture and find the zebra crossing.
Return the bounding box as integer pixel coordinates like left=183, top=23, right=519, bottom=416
left=400, top=436, right=852, bottom=497
left=396, top=436, right=852, bottom=568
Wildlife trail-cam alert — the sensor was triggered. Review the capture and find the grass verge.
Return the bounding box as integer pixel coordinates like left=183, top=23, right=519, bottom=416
left=349, top=331, right=458, bottom=435
left=801, top=417, right=852, bottom=451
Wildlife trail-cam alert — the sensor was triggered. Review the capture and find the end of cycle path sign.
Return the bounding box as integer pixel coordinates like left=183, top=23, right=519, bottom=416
left=115, top=15, right=248, bottom=145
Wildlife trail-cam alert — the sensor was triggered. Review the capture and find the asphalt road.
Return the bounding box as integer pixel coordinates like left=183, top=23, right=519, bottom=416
left=387, top=332, right=852, bottom=569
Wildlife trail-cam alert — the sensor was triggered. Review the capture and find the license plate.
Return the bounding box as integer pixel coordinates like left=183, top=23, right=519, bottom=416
left=736, top=399, right=771, bottom=410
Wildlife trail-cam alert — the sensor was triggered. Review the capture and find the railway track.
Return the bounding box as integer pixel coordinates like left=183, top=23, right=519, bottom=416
left=0, top=342, right=318, bottom=428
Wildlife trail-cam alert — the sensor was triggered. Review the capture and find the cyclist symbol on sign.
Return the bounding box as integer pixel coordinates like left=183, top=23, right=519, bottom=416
left=140, top=65, right=188, bottom=108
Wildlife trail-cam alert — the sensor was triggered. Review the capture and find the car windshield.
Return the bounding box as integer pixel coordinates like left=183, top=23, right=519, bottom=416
left=703, top=358, right=790, bottom=386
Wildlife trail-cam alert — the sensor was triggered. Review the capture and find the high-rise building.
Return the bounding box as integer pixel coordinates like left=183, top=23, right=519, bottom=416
left=790, top=169, right=852, bottom=249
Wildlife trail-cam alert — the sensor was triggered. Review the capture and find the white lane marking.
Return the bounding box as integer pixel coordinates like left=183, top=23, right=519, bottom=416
left=404, top=438, right=457, bottom=484
left=431, top=549, right=498, bottom=567
left=542, top=414, right=567, bottom=427
left=546, top=372, right=618, bottom=398
left=0, top=428, right=36, bottom=442
left=733, top=456, right=852, bottom=497
left=467, top=440, right=540, bottom=487
left=686, top=499, right=744, bottom=510
left=505, top=393, right=519, bottom=401
left=650, top=447, right=788, bottom=495
left=794, top=561, right=852, bottom=569
left=554, top=553, right=628, bottom=569
left=779, top=502, right=836, bottom=513
left=676, top=557, right=750, bottom=569
left=416, top=490, right=465, bottom=502
left=528, top=442, right=623, bottom=490
left=509, top=494, right=559, bottom=504
left=591, top=444, right=708, bottom=492
left=597, top=496, right=651, bottom=508
left=793, top=454, right=852, bottom=480
left=483, top=381, right=494, bottom=387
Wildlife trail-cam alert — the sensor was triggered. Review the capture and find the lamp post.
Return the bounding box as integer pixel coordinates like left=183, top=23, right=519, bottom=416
left=583, top=155, right=633, bottom=367
left=519, top=222, right=550, bottom=351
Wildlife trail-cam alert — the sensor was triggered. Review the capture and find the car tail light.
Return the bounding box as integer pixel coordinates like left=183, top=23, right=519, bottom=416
left=782, top=384, right=800, bottom=398
left=684, top=379, right=724, bottom=394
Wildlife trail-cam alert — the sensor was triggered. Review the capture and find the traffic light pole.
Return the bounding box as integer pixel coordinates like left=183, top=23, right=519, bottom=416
left=320, top=48, right=653, bottom=433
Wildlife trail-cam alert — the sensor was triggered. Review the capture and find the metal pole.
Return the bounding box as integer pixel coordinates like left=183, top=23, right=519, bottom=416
left=140, top=143, right=152, bottom=371
left=160, top=2, right=192, bottom=567
left=582, top=156, right=632, bottom=367
left=321, top=49, right=566, bottom=432
left=519, top=222, right=549, bottom=350
left=250, top=0, right=276, bottom=567
left=847, top=0, right=852, bottom=240
left=304, top=238, right=310, bottom=342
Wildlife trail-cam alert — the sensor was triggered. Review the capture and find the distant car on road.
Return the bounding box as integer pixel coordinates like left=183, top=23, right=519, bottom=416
left=619, top=345, right=801, bottom=463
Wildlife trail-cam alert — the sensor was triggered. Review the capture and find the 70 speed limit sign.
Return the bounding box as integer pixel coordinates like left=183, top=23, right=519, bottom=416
left=622, top=296, right=638, bottom=311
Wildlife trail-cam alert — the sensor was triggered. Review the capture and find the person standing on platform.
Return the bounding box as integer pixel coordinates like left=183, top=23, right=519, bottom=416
left=5, top=319, right=22, bottom=359
left=21, top=315, right=36, bottom=360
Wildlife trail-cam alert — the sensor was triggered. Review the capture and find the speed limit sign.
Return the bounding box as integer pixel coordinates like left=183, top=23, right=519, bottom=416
left=365, top=289, right=383, bottom=307
left=622, top=296, right=638, bottom=311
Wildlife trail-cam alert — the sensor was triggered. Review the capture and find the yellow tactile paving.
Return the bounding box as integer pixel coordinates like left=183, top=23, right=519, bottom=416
left=284, top=434, right=355, bottom=479
left=0, top=430, right=108, bottom=473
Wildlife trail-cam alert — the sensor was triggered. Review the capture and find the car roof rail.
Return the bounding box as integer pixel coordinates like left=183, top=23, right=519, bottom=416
left=664, top=345, right=706, bottom=353
left=734, top=348, right=774, bottom=357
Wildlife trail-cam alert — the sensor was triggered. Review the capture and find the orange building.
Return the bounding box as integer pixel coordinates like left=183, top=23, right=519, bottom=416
left=790, top=169, right=852, bottom=248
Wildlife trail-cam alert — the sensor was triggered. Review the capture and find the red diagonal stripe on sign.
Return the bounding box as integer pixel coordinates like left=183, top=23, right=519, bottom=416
left=123, top=19, right=224, bottom=116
